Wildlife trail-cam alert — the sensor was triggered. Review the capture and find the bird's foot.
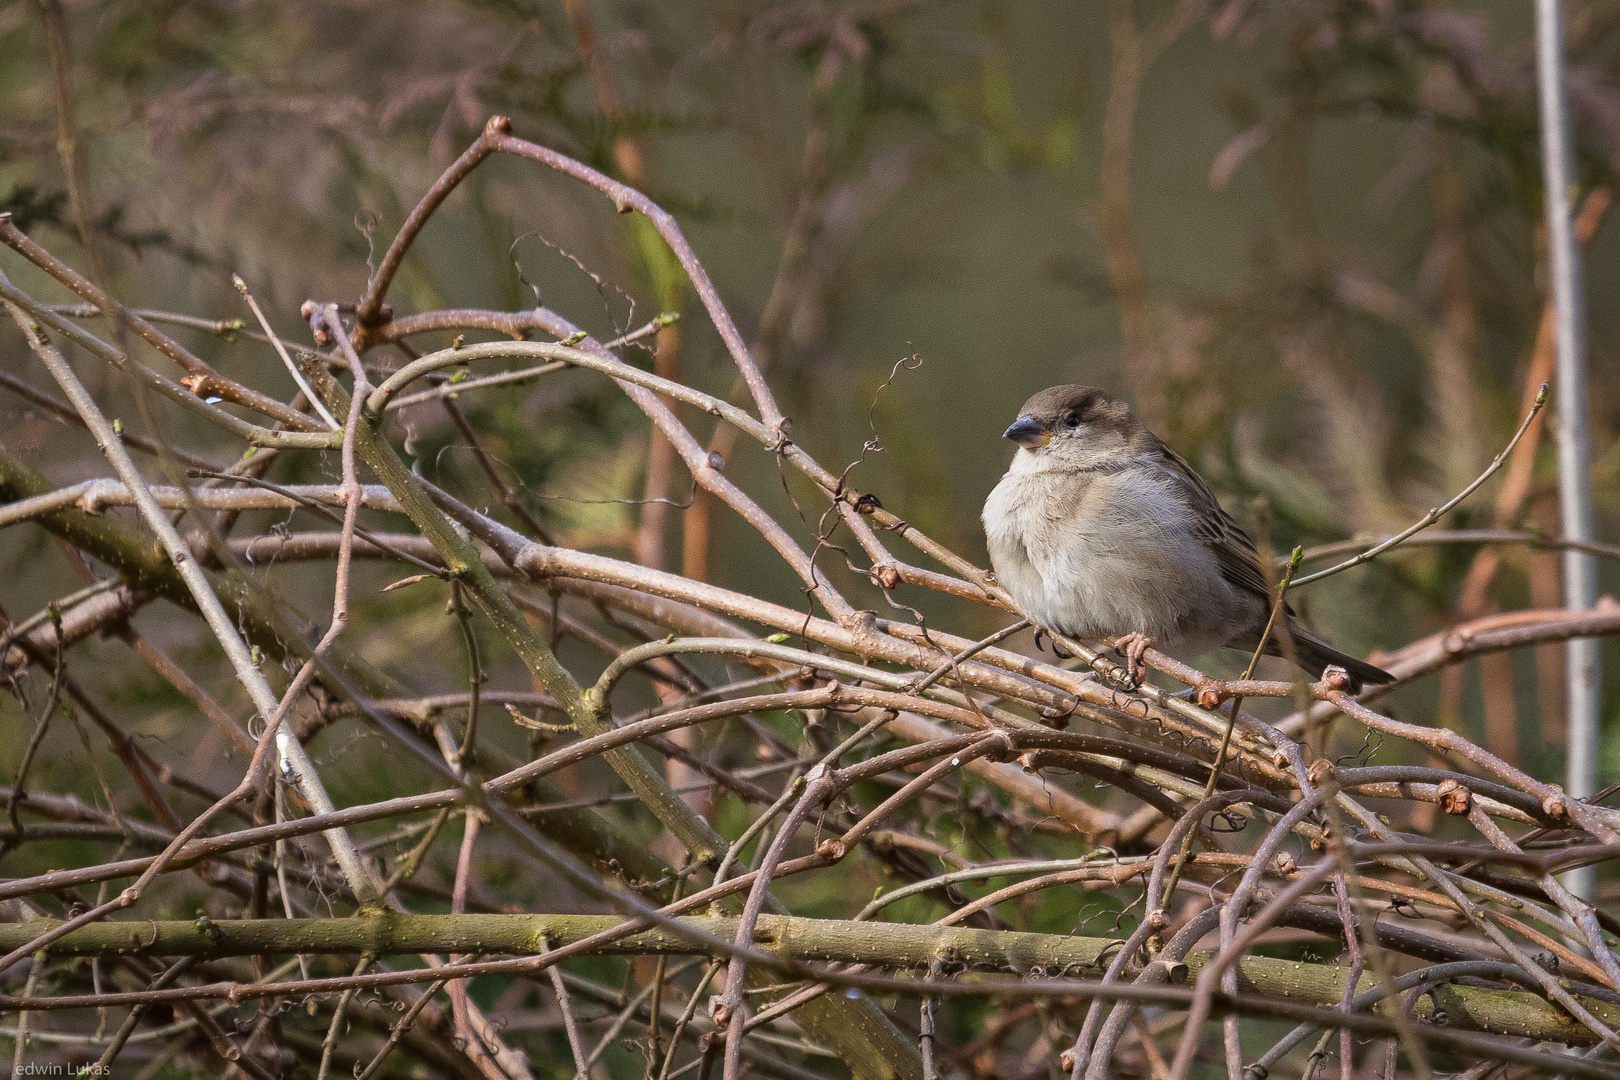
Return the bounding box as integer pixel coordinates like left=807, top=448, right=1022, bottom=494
left=1113, top=633, right=1153, bottom=687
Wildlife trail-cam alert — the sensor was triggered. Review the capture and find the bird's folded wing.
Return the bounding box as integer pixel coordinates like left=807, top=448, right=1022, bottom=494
left=1150, top=436, right=1279, bottom=608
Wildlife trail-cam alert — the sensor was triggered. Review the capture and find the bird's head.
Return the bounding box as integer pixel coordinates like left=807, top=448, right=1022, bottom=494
left=1002, top=385, right=1140, bottom=465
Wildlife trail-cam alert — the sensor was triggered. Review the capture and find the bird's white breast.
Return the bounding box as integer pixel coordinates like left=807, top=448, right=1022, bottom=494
left=982, top=450, right=1236, bottom=651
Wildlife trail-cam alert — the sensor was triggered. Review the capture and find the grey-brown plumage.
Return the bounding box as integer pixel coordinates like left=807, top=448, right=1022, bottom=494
left=982, top=385, right=1392, bottom=691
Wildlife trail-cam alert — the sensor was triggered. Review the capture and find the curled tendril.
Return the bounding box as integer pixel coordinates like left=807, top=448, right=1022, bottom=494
left=1336, top=728, right=1385, bottom=769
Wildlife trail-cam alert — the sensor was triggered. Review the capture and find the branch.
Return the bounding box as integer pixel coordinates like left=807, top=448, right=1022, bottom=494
left=1291, top=384, right=1549, bottom=587
left=6, top=913, right=1620, bottom=1052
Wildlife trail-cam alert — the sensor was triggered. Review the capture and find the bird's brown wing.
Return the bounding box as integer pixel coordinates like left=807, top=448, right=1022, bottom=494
left=1149, top=437, right=1389, bottom=686
left=1148, top=436, right=1277, bottom=606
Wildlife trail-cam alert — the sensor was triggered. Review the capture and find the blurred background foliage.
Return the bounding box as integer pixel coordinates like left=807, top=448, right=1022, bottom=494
left=3, top=0, right=1620, bottom=1004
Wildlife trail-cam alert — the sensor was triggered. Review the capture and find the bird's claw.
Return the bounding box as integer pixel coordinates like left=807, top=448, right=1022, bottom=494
left=1114, top=633, right=1152, bottom=687
left=1033, top=629, right=1072, bottom=660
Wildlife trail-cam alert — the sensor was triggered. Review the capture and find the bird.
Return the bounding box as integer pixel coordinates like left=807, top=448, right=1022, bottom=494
left=981, top=384, right=1393, bottom=692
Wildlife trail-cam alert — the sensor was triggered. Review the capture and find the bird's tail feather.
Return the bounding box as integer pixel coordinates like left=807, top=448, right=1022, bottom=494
left=1282, top=625, right=1394, bottom=693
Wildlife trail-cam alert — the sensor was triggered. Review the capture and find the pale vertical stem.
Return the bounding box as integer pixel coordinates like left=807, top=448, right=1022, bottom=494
left=10, top=951, right=41, bottom=1079
left=317, top=956, right=371, bottom=1080
left=1535, top=0, right=1602, bottom=900
left=447, top=810, right=505, bottom=1080
left=0, top=279, right=373, bottom=905
left=543, top=940, right=590, bottom=1080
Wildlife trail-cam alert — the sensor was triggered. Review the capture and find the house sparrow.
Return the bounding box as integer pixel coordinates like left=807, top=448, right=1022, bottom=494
left=981, top=385, right=1393, bottom=692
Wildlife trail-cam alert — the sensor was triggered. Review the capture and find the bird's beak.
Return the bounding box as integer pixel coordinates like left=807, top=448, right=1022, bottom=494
left=1003, top=415, right=1050, bottom=448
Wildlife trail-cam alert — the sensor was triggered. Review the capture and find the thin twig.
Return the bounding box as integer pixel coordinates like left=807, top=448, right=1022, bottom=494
left=1292, top=385, right=1548, bottom=586
left=233, top=274, right=340, bottom=429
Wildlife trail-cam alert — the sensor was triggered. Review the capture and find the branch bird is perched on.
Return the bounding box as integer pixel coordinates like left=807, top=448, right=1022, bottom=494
left=982, top=385, right=1394, bottom=692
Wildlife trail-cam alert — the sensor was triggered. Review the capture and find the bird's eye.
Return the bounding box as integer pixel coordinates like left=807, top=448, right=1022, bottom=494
left=1064, top=414, right=1082, bottom=428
